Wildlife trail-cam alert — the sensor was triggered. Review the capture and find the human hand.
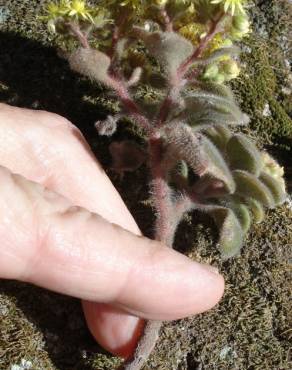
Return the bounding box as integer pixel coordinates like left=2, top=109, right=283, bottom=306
left=0, top=103, right=224, bottom=358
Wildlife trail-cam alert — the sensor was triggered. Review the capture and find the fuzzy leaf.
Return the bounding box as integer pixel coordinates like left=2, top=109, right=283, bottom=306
left=202, top=136, right=236, bottom=193
left=247, top=199, right=265, bottom=223
left=161, top=123, right=207, bottom=176
left=231, top=203, right=251, bottom=234
left=204, top=125, right=232, bottom=151
left=69, top=47, right=111, bottom=85
left=115, top=38, right=128, bottom=60
left=259, top=172, right=286, bottom=205
left=233, top=170, right=275, bottom=207
left=199, top=82, right=237, bottom=103
left=197, top=46, right=241, bottom=66
left=184, top=90, right=246, bottom=125
left=186, top=107, right=245, bottom=127
left=170, top=160, right=189, bottom=189
left=227, top=134, right=263, bottom=175
left=210, top=206, right=244, bottom=258
left=134, top=28, right=194, bottom=75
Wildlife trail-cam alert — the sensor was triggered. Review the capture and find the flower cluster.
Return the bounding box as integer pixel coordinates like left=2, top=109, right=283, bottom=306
left=44, top=0, right=110, bottom=33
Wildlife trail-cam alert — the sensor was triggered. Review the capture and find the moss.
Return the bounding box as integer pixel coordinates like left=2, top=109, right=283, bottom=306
left=145, top=205, right=292, bottom=369
left=232, top=37, right=292, bottom=150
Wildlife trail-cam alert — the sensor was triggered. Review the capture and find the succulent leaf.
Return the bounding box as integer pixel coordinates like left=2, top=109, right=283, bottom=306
left=133, top=28, right=194, bottom=76
left=210, top=206, right=244, bottom=258
left=69, top=47, right=112, bottom=85
left=203, top=125, right=231, bottom=151
left=233, top=170, right=275, bottom=207
left=247, top=199, right=265, bottom=223
left=227, top=134, right=263, bottom=175
left=184, top=90, right=245, bottom=125
left=202, top=136, right=236, bottom=193
left=198, top=46, right=240, bottom=65
left=259, top=172, right=286, bottom=205
left=161, top=123, right=208, bottom=176
left=231, top=202, right=251, bottom=234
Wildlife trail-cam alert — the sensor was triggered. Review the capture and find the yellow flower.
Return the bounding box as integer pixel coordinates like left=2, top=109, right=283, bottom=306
left=45, top=1, right=68, bottom=19
left=179, top=23, right=206, bottom=45
left=120, top=0, right=144, bottom=10
left=211, top=0, right=246, bottom=16
left=65, top=0, right=94, bottom=22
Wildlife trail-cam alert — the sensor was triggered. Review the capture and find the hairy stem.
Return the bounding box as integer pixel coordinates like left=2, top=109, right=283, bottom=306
left=123, top=136, right=193, bottom=370
left=109, top=79, right=153, bottom=134
left=67, top=22, right=90, bottom=48
left=120, top=13, right=225, bottom=370
left=178, top=12, right=225, bottom=78
left=149, top=136, right=173, bottom=245
left=156, top=13, right=224, bottom=129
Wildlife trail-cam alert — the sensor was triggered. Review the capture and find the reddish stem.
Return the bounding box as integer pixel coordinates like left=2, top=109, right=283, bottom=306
left=160, top=7, right=173, bottom=32
left=156, top=85, right=181, bottom=128
left=178, top=13, right=225, bottom=78
left=68, top=22, right=90, bottom=49
left=109, top=79, right=152, bottom=134
left=149, top=135, right=173, bottom=244
left=155, top=13, right=225, bottom=129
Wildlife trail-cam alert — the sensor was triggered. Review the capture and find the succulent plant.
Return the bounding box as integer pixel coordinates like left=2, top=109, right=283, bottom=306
left=42, top=1, right=286, bottom=369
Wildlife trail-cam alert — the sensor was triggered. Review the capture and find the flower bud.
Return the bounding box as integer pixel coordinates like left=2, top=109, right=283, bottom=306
left=232, top=14, right=250, bottom=34
left=221, top=60, right=240, bottom=81
left=154, top=0, right=168, bottom=7
left=47, top=19, right=56, bottom=33
left=95, top=115, right=118, bottom=136
left=212, top=73, right=226, bottom=84
left=204, top=64, right=219, bottom=79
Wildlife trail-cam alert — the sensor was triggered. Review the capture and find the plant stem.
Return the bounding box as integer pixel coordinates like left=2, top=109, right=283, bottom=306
left=123, top=135, right=175, bottom=370
left=110, top=79, right=153, bottom=134
left=156, top=12, right=225, bottom=129
left=120, top=14, right=225, bottom=370
left=67, top=22, right=90, bottom=48
left=160, top=7, right=173, bottom=32
left=178, top=12, right=225, bottom=78
left=149, top=135, right=173, bottom=245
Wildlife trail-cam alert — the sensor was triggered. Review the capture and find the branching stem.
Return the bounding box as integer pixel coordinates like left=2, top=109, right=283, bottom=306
left=156, top=12, right=225, bottom=129
left=67, top=22, right=90, bottom=48
left=109, top=78, right=153, bottom=134
left=178, top=12, right=225, bottom=78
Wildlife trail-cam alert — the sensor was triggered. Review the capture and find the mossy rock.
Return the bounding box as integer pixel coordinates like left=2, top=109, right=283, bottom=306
left=0, top=1, right=291, bottom=369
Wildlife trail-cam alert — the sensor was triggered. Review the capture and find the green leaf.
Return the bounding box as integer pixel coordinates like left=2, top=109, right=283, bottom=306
left=231, top=203, right=251, bottom=234
left=198, top=46, right=241, bottom=66
left=204, top=125, right=231, bottom=151
left=227, top=134, right=263, bottom=175
left=69, top=47, right=111, bottom=85
left=162, top=123, right=207, bottom=176
left=134, top=28, right=194, bottom=75
left=233, top=170, right=275, bottom=207
left=210, top=207, right=244, bottom=258
left=202, top=136, right=236, bottom=193
left=260, top=172, right=286, bottom=205
left=184, top=90, right=245, bottom=124
left=247, top=199, right=265, bottom=223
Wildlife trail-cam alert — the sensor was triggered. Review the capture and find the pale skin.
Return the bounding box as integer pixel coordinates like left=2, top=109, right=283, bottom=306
left=0, top=103, right=224, bottom=358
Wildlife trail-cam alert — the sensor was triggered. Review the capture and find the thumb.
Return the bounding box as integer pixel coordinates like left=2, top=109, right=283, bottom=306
left=0, top=166, right=224, bottom=320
